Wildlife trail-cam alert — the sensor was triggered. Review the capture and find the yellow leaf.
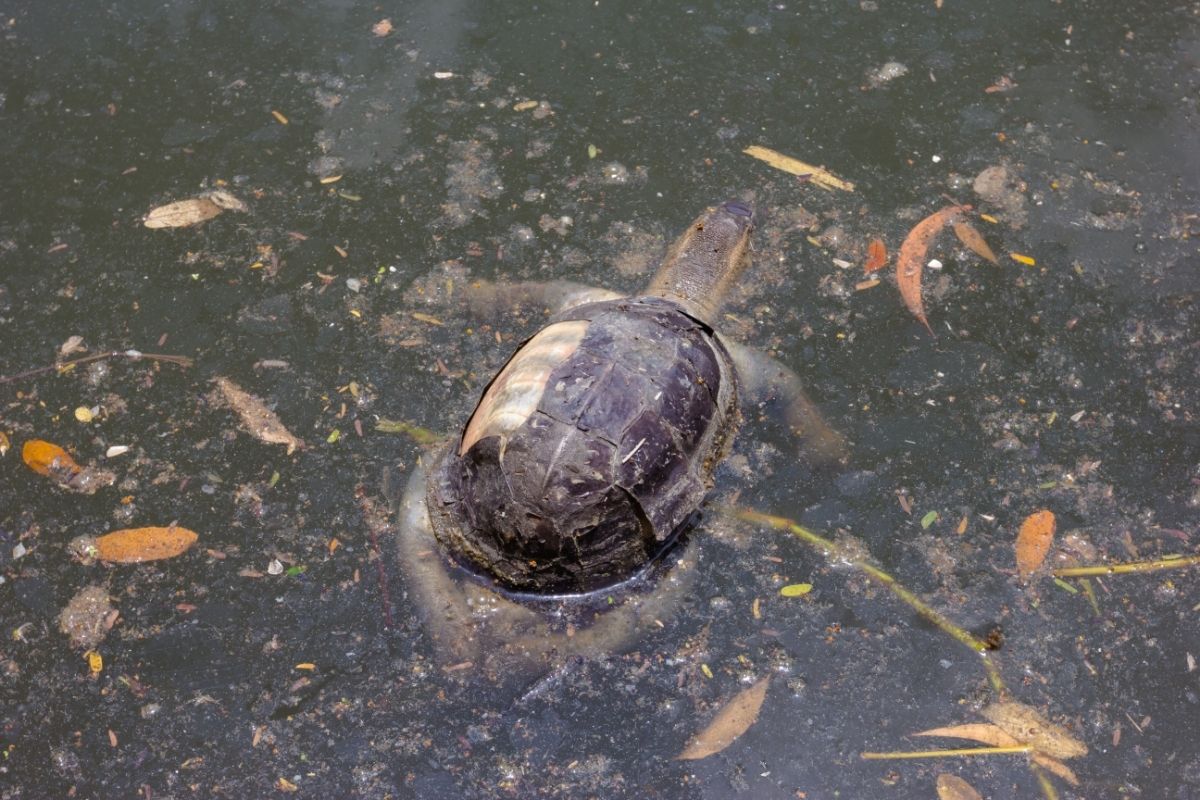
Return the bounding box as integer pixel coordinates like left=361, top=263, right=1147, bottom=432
left=1016, top=509, right=1056, bottom=578
left=1010, top=253, right=1036, bottom=266
left=85, top=649, right=104, bottom=675
left=677, top=676, right=770, bottom=760
left=295, top=663, right=316, bottom=671
left=94, top=526, right=199, bottom=563
left=743, top=145, right=855, bottom=192
left=936, top=774, right=983, bottom=800
left=74, top=406, right=95, bottom=423
left=411, top=312, right=444, bottom=326
left=779, top=583, right=812, bottom=597
left=271, top=109, right=289, bottom=125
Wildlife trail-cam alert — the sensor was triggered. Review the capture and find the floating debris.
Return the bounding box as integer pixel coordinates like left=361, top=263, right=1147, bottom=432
left=212, top=377, right=305, bottom=455
left=677, top=676, right=770, bottom=760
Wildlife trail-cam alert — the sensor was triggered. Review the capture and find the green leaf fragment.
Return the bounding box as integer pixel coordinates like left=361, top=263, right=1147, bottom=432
left=375, top=418, right=441, bottom=444
left=268, top=470, right=281, bottom=488
left=1052, top=577, right=1078, bottom=594
left=285, top=565, right=307, bottom=577
left=920, top=511, right=939, bottom=529
left=326, top=429, right=341, bottom=444
left=587, top=143, right=598, bottom=159
left=780, top=583, right=813, bottom=597
left=1039, top=481, right=1057, bottom=489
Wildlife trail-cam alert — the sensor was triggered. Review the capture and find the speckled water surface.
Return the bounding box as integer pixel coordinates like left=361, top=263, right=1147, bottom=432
left=1, top=1, right=1197, bottom=797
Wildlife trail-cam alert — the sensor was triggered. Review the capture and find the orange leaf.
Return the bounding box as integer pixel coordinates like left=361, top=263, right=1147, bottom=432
left=22, top=439, right=82, bottom=479
left=896, top=205, right=969, bottom=334
left=1016, top=509, right=1056, bottom=577
left=94, top=526, right=199, bottom=563
left=864, top=238, right=888, bottom=273
left=677, top=676, right=770, bottom=760
left=952, top=221, right=998, bottom=264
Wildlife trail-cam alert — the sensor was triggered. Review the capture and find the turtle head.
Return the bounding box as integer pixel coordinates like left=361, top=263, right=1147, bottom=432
left=647, top=200, right=755, bottom=322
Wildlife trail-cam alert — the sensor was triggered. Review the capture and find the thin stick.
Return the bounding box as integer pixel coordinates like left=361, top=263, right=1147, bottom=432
left=862, top=745, right=1031, bottom=759
left=735, top=508, right=1006, bottom=693
left=0, top=350, right=194, bottom=385
left=1053, top=554, right=1200, bottom=577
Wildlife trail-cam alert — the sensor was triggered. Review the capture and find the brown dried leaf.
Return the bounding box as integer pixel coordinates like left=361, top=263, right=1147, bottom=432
left=677, top=676, right=770, bottom=760
left=936, top=774, right=983, bottom=800
left=1032, top=753, right=1081, bottom=786
left=953, top=221, right=998, bottom=264
left=914, top=723, right=1021, bottom=748
left=896, top=205, right=968, bottom=334
left=212, top=377, right=305, bottom=454
left=95, top=526, right=199, bottom=563
left=1016, top=509, right=1056, bottom=577
left=206, top=189, right=249, bottom=213
left=864, top=238, right=888, bottom=273
left=981, top=701, right=1087, bottom=759
left=144, top=197, right=224, bottom=229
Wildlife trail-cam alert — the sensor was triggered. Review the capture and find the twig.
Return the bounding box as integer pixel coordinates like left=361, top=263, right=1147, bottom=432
left=0, top=350, right=194, bottom=385
left=735, top=508, right=1007, bottom=694
left=862, top=745, right=1031, bottom=759
left=1053, top=554, right=1200, bottom=577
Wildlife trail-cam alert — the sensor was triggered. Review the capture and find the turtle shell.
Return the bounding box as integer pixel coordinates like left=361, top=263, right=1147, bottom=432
left=427, top=296, right=740, bottom=593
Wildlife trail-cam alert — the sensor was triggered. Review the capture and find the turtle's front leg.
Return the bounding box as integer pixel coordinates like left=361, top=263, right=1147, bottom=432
left=723, top=339, right=848, bottom=464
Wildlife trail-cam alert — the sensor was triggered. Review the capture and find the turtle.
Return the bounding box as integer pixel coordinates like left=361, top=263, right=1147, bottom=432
left=392, top=200, right=845, bottom=675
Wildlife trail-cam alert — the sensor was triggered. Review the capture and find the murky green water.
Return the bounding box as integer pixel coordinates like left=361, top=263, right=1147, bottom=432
left=1, top=1, right=1197, bottom=797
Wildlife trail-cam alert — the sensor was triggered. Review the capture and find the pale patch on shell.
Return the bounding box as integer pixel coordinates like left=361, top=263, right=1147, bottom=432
left=459, top=320, right=588, bottom=456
